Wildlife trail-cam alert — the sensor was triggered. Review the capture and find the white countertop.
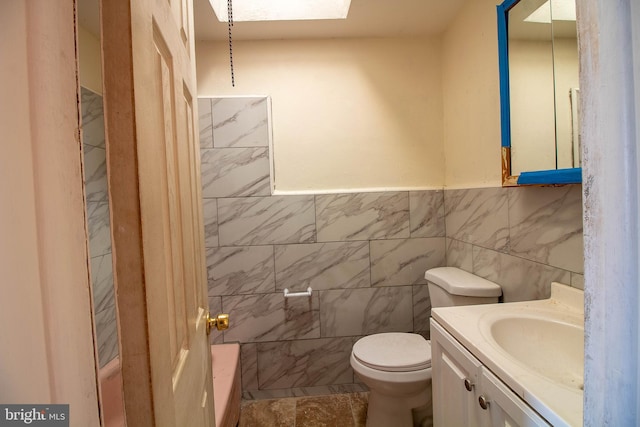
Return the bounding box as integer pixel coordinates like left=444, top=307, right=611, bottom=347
left=432, top=283, right=584, bottom=427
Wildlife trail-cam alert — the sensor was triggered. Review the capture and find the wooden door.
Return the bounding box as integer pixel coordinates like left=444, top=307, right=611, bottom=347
left=101, top=0, right=214, bottom=425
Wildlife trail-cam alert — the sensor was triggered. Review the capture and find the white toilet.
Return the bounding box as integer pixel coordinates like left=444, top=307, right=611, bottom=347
left=350, top=267, right=502, bottom=427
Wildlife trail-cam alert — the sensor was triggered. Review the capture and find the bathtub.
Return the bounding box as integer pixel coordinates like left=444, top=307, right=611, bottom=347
left=99, top=344, right=241, bottom=427
left=98, top=357, right=125, bottom=427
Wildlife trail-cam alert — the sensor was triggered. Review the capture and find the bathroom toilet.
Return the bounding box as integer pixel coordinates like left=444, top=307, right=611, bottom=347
left=350, top=267, right=502, bottom=427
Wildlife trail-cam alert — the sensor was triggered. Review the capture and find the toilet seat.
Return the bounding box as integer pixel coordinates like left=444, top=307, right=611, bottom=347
left=352, top=333, right=432, bottom=372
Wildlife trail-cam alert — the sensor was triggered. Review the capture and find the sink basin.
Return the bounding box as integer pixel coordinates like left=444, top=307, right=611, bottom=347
left=434, top=284, right=585, bottom=427
left=485, top=316, right=584, bottom=390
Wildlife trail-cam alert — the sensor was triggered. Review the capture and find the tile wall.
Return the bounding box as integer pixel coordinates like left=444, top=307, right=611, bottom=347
left=199, top=96, right=584, bottom=399
left=444, top=185, right=584, bottom=301
left=81, top=87, right=118, bottom=368
left=199, top=97, right=446, bottom=398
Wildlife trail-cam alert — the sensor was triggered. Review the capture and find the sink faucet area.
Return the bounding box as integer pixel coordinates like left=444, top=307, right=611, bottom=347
left=431, top=283, right=584, bottom=426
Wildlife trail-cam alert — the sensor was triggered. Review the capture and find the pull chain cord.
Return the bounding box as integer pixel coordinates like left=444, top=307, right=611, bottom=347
left=227, top=0, right=235, bottom=87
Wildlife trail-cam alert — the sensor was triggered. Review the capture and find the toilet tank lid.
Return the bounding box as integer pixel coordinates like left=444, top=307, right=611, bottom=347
left=425, top=267, right=502, bottom=297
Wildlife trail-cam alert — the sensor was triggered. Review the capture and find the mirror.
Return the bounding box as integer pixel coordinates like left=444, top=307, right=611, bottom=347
left=498, top=0, right=581, bottom=185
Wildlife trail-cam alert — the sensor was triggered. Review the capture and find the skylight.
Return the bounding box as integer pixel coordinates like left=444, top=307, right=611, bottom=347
left=524, top=0, right=576, bottom=23
left=208, top=0, right=352, bottom=22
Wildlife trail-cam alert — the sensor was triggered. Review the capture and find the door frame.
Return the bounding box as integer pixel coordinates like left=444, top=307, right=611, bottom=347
left=0, top=0, right=100, bottom=425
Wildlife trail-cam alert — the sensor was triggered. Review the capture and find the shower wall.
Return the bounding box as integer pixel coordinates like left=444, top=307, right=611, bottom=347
left=81, top=87, right=118, bottom=368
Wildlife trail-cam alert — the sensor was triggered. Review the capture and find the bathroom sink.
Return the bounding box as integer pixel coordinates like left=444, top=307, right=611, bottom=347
left=433, top=284, right=585, bottom=426
left=484, top=315, right=584, bottom=391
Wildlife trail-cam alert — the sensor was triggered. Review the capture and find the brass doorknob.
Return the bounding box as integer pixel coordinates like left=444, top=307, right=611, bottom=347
left=206, top=313, right=229, bottom=335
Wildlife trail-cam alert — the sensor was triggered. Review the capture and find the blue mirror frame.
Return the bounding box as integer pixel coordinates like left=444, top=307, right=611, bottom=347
left=497, top=0, right=582, bottom=186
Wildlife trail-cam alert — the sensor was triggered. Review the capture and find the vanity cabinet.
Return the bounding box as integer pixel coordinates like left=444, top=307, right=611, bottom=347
left=431, top=320, right=550, bottom=427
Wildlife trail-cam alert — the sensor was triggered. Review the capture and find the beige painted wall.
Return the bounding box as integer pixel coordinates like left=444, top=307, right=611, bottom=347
left=78, top=25, right=102, bottom=95
left=196, top=37, right=444, bottom=191
left=196, top=0, right=526, bottom=190
left=442, top=0, right=503, bottom=188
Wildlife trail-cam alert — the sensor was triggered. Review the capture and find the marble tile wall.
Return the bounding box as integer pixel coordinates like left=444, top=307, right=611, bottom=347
left=444, top=186, right=584, bottom=302
left=199, top=97, right=446, bottom=398
left=199, top=96, right=584, bottom=399
left=82, top=87, right=118, bottom=368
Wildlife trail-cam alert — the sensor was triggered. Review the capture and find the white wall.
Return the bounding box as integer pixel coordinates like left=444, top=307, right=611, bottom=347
left=0, top=1, right=100, bottom=424
left=0, top=0, right=52, bottom=402
left=580, top=0, right=640, bottom=424
left=442, top=0, right=503, bottom=189
left=196, top=37, right=444, bottom=192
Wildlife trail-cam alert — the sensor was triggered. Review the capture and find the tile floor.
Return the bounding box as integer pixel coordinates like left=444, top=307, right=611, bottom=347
left=239, top=392, right=368, bottom=427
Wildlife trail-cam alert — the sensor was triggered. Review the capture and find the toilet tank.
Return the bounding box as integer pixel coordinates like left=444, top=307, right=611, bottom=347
left=425, top=267, right=502, bottom=308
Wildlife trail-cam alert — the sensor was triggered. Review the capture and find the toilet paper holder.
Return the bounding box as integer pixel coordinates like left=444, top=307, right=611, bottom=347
left=283, top=287, right=312, bottom=298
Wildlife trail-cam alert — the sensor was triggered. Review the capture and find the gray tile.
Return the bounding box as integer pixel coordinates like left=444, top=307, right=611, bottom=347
left=446, top=238, right=473, bottom=272
left=413, top=285, right=432, bottom=333
left=87, top=201, right=112, bottom=257
left=83, top=144, right=108, bottom=202
left=444, top=188, right=509, bottom=252
left=370, top=238, right=445, bottom=287
left=410, top=190, right=445, bottom=237
left=198, top=98, right=213, bottom=149
left=95, top=305, right=119, bottom=369
left=274, top=242, right=370, bottom=292
left=91, top=253, right=114, bottom=313
left=570, top=273, right=584, bottom=290
left=316, top=192, right=410, bottom=242
left=508, top=185, right=584, bottom=273
left=212, top=97, right=269, bottom=148
left=240, top=343, right=259, bottom=391
left=472, top=247, right=571, bottom=302
left=208, top=296, right=224, bottom=344
left=201, top=148, right=270, bottom=198
left=221, top=292, right=320, bottom=343
left=218, top=196, right=316, bottom=246
left=319, top=287, right=413, bottom=337
left=202, top=198, right=219, bottom=248
left=257, top=338, right=353, bottom=389
left=80, top=87, right=105, bottom=148
left=206, top=246, right=275, bottom=296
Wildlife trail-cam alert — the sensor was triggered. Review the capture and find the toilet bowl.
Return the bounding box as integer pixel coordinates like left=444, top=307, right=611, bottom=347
left=351, top=267, right=502, bottom=427
left=351, top=333, right=432, bottom=427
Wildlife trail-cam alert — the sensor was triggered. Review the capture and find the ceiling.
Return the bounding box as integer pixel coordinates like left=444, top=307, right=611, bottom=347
left=193, top=0, right=469, bottom=41
left=78, top=0, right=469, bottom=41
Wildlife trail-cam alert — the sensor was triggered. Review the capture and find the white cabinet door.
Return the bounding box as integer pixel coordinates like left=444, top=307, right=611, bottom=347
left=479, top=369, right=550, bottom=427
left=431, top=321, right=489, bottom=427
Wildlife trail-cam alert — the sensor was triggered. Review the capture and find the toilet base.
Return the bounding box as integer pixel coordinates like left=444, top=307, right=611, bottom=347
left=366, top=388, right=431, bottom=427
